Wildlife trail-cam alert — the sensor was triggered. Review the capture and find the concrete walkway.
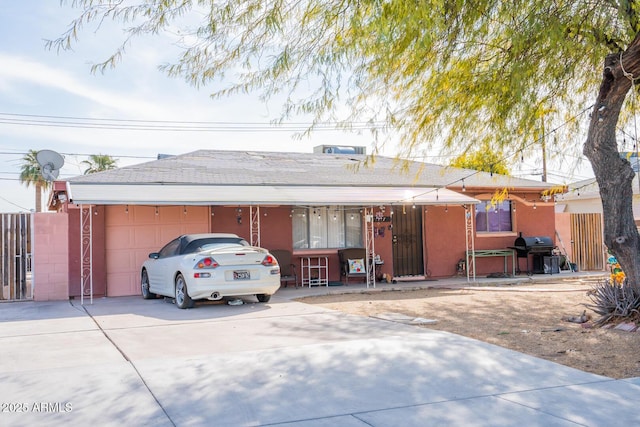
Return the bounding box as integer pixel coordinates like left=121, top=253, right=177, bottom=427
left=0, top=271, right=638, bottom=426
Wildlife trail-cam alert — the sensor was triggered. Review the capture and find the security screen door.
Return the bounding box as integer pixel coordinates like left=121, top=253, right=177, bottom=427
left=391, top=207, right=424, bottom=277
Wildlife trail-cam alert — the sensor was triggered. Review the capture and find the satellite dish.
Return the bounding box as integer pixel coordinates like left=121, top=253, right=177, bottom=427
left=36, top=150, right=65, bottom=182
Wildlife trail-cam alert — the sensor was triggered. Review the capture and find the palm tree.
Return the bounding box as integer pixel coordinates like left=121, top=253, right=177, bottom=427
left=19, top=149, right=49, bottom=212
left=82, top=154, right=117, bottom=174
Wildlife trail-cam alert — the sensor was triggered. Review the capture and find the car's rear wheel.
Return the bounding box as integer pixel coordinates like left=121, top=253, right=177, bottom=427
left=141, top=270, right=156, bottom=299
left=175, top=274, right=194, bottom=309
left=256, top=294, right=271, bottom=303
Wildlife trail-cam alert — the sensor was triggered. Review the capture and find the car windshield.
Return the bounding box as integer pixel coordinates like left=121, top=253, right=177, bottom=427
left=183, top=237, right=249, bottom=254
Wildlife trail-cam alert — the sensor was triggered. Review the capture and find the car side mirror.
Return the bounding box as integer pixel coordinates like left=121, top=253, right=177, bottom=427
left=148, top=252, right=160, bottom=259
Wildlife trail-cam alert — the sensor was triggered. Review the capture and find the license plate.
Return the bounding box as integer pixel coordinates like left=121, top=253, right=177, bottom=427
left=233, top=270, right=250, bottom=280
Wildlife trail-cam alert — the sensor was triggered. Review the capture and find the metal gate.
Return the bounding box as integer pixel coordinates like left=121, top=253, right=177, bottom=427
left=1, top=213, right=33, bottom=301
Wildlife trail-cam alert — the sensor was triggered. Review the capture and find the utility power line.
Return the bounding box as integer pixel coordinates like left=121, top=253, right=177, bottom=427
left=0, top=112, right=385, bottom=132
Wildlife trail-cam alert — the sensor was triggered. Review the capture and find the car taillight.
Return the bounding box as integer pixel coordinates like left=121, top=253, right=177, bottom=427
left=195, top=257, right=219, bottom=269
left=261, top=255, right=278, bottom=266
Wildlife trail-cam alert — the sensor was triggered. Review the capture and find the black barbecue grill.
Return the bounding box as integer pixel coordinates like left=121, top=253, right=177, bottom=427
left=510, top=234, right=554, bottom=274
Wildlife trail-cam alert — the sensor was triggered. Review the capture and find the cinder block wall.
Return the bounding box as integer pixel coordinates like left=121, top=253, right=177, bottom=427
left=33, top=213, right=69, bottom=301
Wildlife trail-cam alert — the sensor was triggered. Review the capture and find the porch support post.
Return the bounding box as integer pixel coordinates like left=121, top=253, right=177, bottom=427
left=250, top=205, right=260, bottom=247
left=465, top=205, right=476, bottom=282
left=80, top=204, right=93, bottom=305
left=364, top=207, right=376, bottom=288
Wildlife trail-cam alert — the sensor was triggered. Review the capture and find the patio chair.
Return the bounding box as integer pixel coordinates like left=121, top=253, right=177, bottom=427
left=270, top=249, right=298, bottom=288
left=338, top=248, right=368, bottom=285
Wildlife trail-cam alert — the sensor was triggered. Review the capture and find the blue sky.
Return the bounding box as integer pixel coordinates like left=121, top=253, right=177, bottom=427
left=0, top=2, right=594, bottom=212
left=0, top=1, right=384, bottom=212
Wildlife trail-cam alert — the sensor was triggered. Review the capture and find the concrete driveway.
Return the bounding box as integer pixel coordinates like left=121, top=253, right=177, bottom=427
left=0, top=290, right=639, bottom=426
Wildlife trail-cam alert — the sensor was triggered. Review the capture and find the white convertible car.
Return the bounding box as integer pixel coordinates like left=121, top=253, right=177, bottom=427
left=141, top=233, right=281, bottom=308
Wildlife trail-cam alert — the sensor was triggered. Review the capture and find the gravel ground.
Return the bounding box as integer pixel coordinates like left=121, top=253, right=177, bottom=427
left=298, top=279, right=640, bottom=379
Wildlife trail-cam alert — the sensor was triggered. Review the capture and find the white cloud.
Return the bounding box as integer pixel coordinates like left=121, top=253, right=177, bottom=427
left=0, top=53, right=176, bottom=117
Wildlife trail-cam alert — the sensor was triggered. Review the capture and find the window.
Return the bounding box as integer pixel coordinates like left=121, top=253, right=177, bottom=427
left=185, top=237, right=248, bottom=254
left=475, top=200, right=512, bottom=233
left=158, top=238, right=181, bottom=258
left=292, top=206, right=362, bottom=249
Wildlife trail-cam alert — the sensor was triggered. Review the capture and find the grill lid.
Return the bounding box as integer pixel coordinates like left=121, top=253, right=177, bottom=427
left=513, top=235, right=553, bottom=251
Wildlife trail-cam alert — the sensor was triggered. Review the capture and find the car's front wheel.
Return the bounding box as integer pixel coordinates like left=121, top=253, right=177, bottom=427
left=256, top=294, right=271, bottom=303
left=141, top=269, right=157, bottom=299
left=175, top=274, right=194, bottom=309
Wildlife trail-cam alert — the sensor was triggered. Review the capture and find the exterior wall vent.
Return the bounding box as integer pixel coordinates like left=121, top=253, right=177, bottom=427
left=313, top=145, right=366, bottom=155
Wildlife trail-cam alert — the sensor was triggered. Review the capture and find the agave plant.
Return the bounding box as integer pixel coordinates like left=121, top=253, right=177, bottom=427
left=585, top=279, right=640, bottom=327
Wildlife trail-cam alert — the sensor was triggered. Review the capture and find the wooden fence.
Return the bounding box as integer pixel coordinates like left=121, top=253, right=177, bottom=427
left=1, top=213, right=32, bottom=300
left=570, top=213, right=605, bottom=272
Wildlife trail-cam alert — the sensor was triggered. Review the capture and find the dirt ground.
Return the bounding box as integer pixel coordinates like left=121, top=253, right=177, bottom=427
left=297, top=278, right=640, bottom=379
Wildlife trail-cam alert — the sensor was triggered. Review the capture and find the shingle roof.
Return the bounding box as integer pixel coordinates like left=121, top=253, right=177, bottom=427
left=563, top=175, right=640, bottom=201
left=68, top=149, right=553, bottom=190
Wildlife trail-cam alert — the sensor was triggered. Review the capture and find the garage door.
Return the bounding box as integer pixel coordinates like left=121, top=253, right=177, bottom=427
left=105, top=205, right=209, bottom=296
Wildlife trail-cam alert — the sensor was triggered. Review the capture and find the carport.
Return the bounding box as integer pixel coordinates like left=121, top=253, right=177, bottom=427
left=65, top=181, right=479, bottom=302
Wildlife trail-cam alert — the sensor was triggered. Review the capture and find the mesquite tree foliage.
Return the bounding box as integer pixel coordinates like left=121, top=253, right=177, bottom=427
left=51, top=0, right=640, bottom=286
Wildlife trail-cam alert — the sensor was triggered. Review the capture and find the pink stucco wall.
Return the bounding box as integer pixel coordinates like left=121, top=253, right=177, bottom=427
left=555, top=212, right=573, bottom=261
left=33, top=213, right=69, bottom=301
